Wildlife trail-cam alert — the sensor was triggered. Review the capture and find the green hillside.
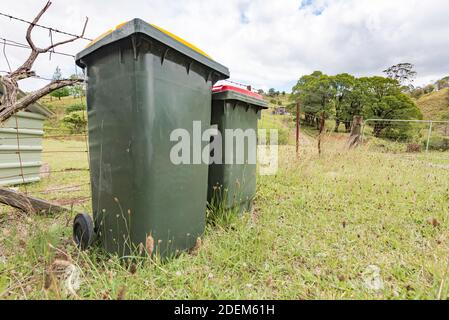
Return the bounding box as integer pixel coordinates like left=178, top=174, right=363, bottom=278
left=415, top=88, right=449, bottom=120
left=263, top=93, right=292, bottom=109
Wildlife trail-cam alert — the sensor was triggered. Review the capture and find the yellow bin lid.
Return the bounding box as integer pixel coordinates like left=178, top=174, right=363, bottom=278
left=86, top=21, right=212, bottom=59
left=76, top=19, right=229, bottom=78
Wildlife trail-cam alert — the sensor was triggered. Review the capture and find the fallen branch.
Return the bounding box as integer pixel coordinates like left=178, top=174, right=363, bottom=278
left=0, top=187, right=70, bottom=215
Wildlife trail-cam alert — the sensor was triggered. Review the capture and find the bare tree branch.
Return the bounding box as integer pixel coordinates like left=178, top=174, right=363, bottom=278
left=42, top=17, right=88, bottom=52
left=10, top=1, right=52, bottom=79
left=0, top=79, right=83, bottom=122
left=26, top=1, right=52, bottom=52
left=0, top=1, right=88, bottom=124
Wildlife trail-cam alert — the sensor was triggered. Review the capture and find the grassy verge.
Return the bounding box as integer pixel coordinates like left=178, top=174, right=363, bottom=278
left=1, top=133, right=449, bottom=299
left=259, top=111, right=294, bottom=145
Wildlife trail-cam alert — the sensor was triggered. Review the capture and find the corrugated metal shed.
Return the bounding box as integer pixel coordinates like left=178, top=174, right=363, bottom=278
left=0, top=83, right=54, bottom=186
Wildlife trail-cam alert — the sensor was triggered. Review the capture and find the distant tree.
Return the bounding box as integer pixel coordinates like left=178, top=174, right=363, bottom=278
left=360, top=77, right=422, bottom=137
left=53, top=66, right=62, bottom=80
left=423, top=84, right=435, bottom=94
left=68, top=74, right=85, bottom=98
left=282, top=91, right=286, bottom=96
left=400, top=85, right=414, bottom=94
left=291, top=71, right=422, bottom=139
left=383, top=63, right=417, bottom=87
left=410, top=87, right=424, bottom=99
left=331, top=73, right=357, bottom=132
left=50, top=86, right=70, bottom=100
left=291, top=71, right=335, bottom=129
left=435, top=78, right=449, bottom=91
left=257, top=89, right=265, bottom=95
left=49, top=67, right=70, bottom=100
left=268, top=88, right=276, bottom=97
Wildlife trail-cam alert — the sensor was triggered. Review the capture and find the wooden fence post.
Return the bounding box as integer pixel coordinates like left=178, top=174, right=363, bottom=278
left=347, top=116, right=363, bottom=149
left=317, top=111, right=326, bottom=155
left=296, top=102, right=300, bottom=156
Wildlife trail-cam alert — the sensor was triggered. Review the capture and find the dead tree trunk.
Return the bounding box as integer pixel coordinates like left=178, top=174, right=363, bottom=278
left=347, top=116, right=363, bottom=149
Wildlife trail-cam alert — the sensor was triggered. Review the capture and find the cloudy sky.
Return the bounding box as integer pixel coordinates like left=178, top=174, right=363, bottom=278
left=0, top=0, right=448, bottom=92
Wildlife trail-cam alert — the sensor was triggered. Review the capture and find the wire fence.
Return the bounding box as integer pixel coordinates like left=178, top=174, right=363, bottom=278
left=2, top=8, right=447, bottom=215
left=362, top=119, right=449, bottom=153
left=0, top=12, right=90, bottom=212
left=0, top=11, right=92, bottom=42
left=0, top=93, right=91, bottom=214
left=0, top=8, right=87, bottom=80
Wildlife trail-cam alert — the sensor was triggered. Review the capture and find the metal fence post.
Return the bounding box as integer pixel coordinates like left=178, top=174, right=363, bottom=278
left=426, top=121, right=433, bottom=153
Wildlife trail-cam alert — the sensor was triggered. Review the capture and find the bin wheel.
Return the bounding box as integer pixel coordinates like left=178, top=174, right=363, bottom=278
left=73, top=213, right=95, bottom=250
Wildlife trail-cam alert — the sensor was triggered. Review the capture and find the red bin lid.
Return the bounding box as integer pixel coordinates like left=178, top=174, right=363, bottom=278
left=212, top=85, right=264, bottom=101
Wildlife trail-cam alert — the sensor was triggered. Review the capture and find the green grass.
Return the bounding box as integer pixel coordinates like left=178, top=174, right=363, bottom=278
left=264, top=93, right=291, bottom=108
left=259, top=111, right=294, bottom=145
left=23, top=138, right=91, bottom=211
left=39, top=96, right=85, bottom=111
left=39, top=96, right=87, bottom=133
left=1, top=133, right=449, bottom=299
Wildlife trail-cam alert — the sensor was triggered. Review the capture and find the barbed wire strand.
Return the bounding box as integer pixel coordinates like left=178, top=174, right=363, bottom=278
left=0, top=69, right=81, bottom=82
left=0, top=11, right=92, bottom=41
left=48, top=29, right=54, bottom=61
left=2, top=39, right=12, bottom=72
left=0, top=11, right=94, bottom=208
left=0, top=37, right=75, bottom=58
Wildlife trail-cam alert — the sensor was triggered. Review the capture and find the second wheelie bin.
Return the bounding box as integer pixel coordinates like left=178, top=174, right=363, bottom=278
left=208, top=85, right=267, bottom=213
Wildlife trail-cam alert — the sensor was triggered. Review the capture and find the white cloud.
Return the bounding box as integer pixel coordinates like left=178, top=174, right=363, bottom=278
left=1, top=0, right=448, bottom=92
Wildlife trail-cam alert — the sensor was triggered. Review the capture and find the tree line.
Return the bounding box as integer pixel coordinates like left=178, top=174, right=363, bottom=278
left=290, top=67, right=423, bottom=139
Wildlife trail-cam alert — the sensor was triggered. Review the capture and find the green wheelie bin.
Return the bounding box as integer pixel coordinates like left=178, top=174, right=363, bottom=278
left=74, top=19, right=229, bottom=257
left=208, top=85, right=267, bottom=213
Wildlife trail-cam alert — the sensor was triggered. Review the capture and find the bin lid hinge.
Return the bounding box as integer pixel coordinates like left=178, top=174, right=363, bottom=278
left=206, top=71, right=213, bottom=83
left=186, top=61, right=193, bottom=74
left=161, top=48, right=170, bottom=65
